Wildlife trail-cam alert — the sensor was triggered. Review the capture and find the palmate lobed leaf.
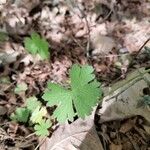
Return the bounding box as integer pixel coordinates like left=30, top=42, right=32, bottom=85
left=42, top=83, right=74, bottom=123
left=10, top=95, right=52, bottom=136
left=30, top=106, right=47, bottom=124
left=43, top=64, right=102, bottom=123
left=24, top=32, right=49, bottom=60
left=72, top=79, right=100, bottom=118
left=34, top=119, right=51, bottom=137
left=70, top=64, right=101, bottom=118
left=26, top=96, right=42, bottom=112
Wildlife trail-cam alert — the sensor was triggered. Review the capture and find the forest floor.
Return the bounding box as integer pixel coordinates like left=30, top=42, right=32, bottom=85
left=0, top=0, right=150, bottom=150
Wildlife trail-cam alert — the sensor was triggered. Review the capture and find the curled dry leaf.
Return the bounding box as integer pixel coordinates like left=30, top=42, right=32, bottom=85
left=40, top=117, right=103, bottom=150
left=90, top=32, right=116, bottom=56
left=98, top=67, right=150, bottom=123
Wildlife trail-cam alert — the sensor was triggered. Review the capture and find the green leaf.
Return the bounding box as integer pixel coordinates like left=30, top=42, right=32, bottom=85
left=15, top=82, right=28, bottom=94
left=10, top=107, right=30, bottom=123
left=42, top=64, right=102, bottom=123
left=143, top=95, right=150, bottom=105
left=0, top=77, right=10, bottom=84
left=144, top=46, right=150, bottom=58
left=24, top=32, right=49, bottom=60
left=34, top=119, right=51, bottom=137
left=43, top=83, right=74, bottom=123
left=0, top=32, right=8, bottom=42
left=70, top=64, right=101, bottom=118
left=26, top=96, right=42, bottom=112
left=30, top=106, right=47, bottom=124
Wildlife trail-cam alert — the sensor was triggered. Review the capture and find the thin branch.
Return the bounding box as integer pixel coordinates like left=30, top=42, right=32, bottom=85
left=135, top=38, right=150, bottom=57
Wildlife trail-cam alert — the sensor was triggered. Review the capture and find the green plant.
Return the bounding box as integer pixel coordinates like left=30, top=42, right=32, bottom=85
left=11, top=96, right=51, bottom=137
left=0, top=32, right=8, bottom=42
left=143, top=95, right=150, bottom=105
left=43, top=64, right=102, bottom=123
left=144, top=46, right=150, bottom=58
left=11, top=64, right=102, bottom=136
left=24, top=32, right=50, bottom=60
left=10, top=107, right=30, bottom=123
left=34, top=119, right=51, bottom=136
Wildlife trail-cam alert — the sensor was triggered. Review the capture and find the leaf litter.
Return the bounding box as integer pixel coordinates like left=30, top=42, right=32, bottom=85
left=0, top=0, right=150, bottom=149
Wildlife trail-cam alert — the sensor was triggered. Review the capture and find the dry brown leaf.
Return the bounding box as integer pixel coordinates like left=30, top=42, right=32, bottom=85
left=0, top=106, right=7, bottom=116
left=40, top=118, right=103, bottom=150
left=119, top=119, right=134, bottom=133
left=143, top=125, right=150, bottom=135
left=109, top=143, right=122, bottom=150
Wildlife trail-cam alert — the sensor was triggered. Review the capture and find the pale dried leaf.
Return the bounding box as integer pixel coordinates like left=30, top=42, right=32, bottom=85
left=109, top=143, right=122, bottom=150
left=98, top=68, right=150, bottom=123
left=123, top=19, right=150, bottom=53
left=143, top=125, right=150, bottom=135
left=0, top=52, right=19, bottom=65
left=91, top=33, right=116, bottom=55
left=40, top=118, right=103, bottom=150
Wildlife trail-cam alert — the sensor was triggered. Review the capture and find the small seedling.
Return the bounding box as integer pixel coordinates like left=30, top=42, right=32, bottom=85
left=11, top=96, right=51, bottom=137
left=10, top=107, right=30, bottom=123
left=11, top=64, right=102, bottom=137
left=34, top=119, right=51, bottom=136
left=24, top=32, right=50, bottom=60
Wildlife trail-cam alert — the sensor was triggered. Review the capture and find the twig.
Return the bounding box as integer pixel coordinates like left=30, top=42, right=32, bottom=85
left=134, top=38, right=150, bottom=57
left=25, top=132, right=36, bottom=139
left=75, top=4, right=91, bottom=56
left=34, top=137, right=47, bottom=150
left=91, top=53, right=130, bottom=58
left=65, top=0, right=91, bottom=56
left=96, top=9, right=113, bottom=23
left=65, top=17, right=85, bottom=51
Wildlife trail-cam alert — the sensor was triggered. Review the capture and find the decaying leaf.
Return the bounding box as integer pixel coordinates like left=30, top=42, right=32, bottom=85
left=0, top=52, right=19, bottom=65
left=40, top=117, right=103, bottom=150
left=90, top=33, right=116, bottom=56
left=123, top=19, right=150, bottom=53
left=98, top=67, right=150, bottom=123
